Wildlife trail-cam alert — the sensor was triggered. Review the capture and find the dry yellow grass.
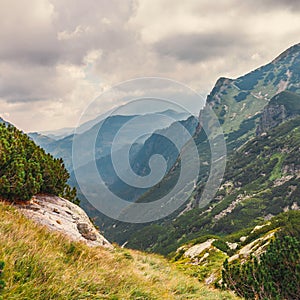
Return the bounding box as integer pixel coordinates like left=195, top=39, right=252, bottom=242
left=0, top=202, right=240, bottom=299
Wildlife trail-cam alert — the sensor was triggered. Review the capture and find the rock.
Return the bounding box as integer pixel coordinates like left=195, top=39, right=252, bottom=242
left=16, top=194, right=113, bottom=248
left=184, top=239, right=215, bottom=259
left=256, top=91, right=300, bottom=136
left=226, top=242, right=238, bottom=250
left=53, top=208, right=60, bottom=214
left=256, top=103, right=287, bottom=135
left=240, top=236, right=247, bottom=242
left=250, top=222, right=271, bottom=234
left=230, top=231, right=276, bottom=262
left=291, top=202, right=300, bottom=210
left=77, top=223, right=97, bottom=241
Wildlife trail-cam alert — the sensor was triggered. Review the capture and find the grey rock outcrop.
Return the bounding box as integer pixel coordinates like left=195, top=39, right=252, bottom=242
left=256, top=104, right=287, bottom=135
left=17, top=194, right=113, bottom=248
left=256, top=91, right=300, bottom=135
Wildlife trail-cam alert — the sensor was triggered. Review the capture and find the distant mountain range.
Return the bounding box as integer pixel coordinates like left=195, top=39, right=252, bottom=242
left=39, top=109, right=191, bottom=140
left=69, top=115, right=198, bottom=204
left=30, top=109, right=192, bottom=171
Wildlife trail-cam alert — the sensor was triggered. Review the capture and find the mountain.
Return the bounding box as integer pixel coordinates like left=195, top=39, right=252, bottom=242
left=127, top=113, right=300, bottom=254
left=40, top=109, right=190, bottom=140
left=40, top=126, right=75, bottom=140
left=204, top=44, right=300, bottom=150
left=31, top=115, right=136, bottom=171
left=107, top=44, right=300, bottom=251
left=40, top=110, right=113, bottom=140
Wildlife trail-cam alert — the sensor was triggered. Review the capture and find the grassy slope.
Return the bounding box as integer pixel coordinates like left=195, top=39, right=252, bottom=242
left=0, top=203, right=239, bottom=300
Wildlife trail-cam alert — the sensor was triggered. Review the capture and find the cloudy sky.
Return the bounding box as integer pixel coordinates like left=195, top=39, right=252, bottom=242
left=0, top=0, right=300, bottom=132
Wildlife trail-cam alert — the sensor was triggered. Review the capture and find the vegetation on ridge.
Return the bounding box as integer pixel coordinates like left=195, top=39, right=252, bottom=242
left=0, top=123, right=78, bottom=203
left=222, top=235, right=300, bottom=300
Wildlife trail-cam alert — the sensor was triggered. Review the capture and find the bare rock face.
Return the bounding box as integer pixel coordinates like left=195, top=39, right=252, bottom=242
left=256, top=104, right=287, bottom=135
left=17, top=194, right=113, bottom=249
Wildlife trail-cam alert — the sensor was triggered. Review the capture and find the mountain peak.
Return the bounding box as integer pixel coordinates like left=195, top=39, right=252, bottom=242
left=206, top=77, right=233, bottom=105
left=272, top=43, right=300, bottom=63
left=201, top=43, right=300, bottom=138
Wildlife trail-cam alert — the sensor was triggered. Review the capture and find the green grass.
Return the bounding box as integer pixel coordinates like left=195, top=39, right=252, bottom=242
left=269, top=153, right=285, bottom=181
left=0, top=202, right=239, bottom=299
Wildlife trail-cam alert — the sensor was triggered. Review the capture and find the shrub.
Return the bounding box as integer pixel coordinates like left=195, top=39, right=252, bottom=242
left=0, top=123, right=78, bottom=204
left=222, top=236, right=300, bottom=299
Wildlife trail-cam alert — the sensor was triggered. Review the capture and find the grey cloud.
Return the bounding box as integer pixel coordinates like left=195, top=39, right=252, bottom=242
left=0, top=0, right=136, bottom=66
left=219, top=0, right=300, bottom=14
left=0, top=0, right=138, bottom=102
left=252, top=0, right=300, bottom=10
left=0, top=62, right=74, bottom=102
left=154, top=32, right=251, bottom=63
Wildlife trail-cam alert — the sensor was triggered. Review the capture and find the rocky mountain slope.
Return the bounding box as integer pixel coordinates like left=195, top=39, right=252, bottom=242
left=208, top=43, right=300, bottom=138
left=131, top=43, right=300, bottom=212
